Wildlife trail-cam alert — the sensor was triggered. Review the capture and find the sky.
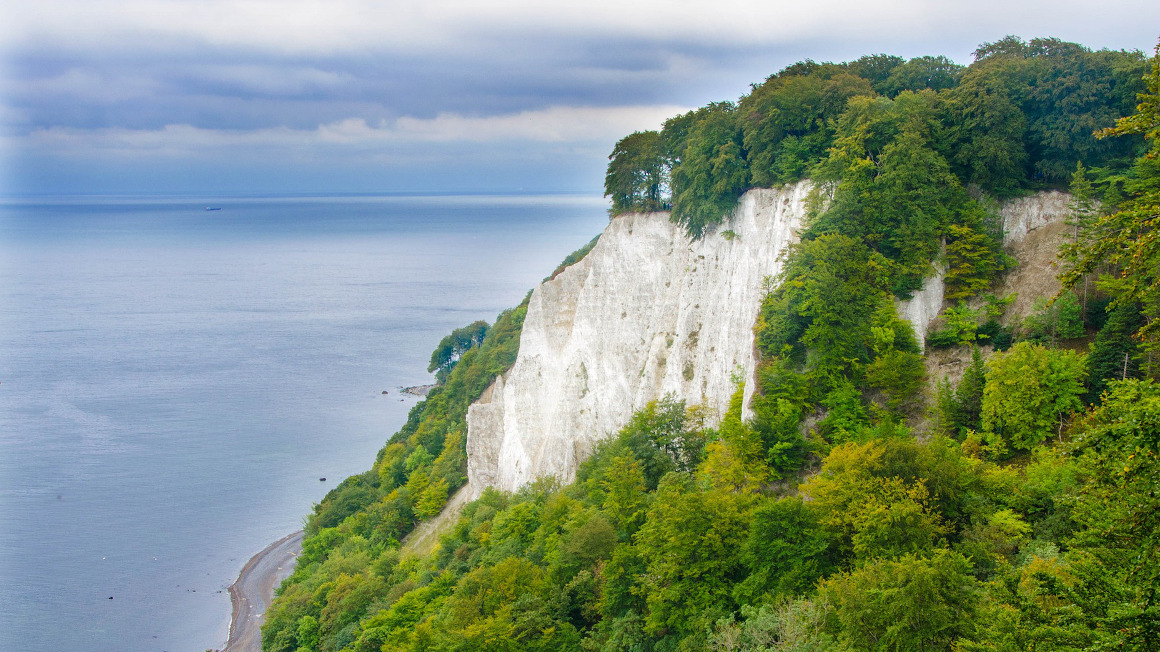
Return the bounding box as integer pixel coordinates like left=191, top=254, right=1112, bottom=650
left=2, top=1, right=1158, bottom=196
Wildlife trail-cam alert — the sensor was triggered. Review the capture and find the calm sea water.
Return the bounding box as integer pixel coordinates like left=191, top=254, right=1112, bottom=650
left=0, top=194, right=607, bottom=652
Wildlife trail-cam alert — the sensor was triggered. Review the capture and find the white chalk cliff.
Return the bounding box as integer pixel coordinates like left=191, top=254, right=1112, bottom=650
left=464, top=184, right=1074, bottom=497
left=466, top=182, right=811, bottom=495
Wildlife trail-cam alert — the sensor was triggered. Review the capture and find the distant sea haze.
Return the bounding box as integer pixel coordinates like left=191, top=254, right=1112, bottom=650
left=0, top=193, right=607, bottom=652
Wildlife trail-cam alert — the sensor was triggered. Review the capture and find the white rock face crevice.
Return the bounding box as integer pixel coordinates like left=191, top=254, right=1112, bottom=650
left=465, top=182, right=811, bottom=496
left=896, top=265, right=945, bottom=350
left=1001, top=191, right=1072, bottom=245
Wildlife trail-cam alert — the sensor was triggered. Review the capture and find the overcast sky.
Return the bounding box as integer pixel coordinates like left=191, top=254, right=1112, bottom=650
left=2, top=1, right=1158, bottom=195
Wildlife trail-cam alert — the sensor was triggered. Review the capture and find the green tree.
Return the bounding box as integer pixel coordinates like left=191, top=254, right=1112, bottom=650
left=668, top=102, right=751, bottom=237
left=756, top=235, right=893, bottom=395
left=740, top=69, right=872, bottom=186
left=590, top=454, right=648, bottom=538
left=1061, top=42, right=1160, bottom=358
left=848, top=53, right=906, bottom=91
left=414, top=476, right=448, bottom=519
left=428, top=320, right=489, bottom=381
left=1085, top=301, right=1144, bottom=402
left=1021, top=41, right=1147, bottom=183
left=556, top=515, right=617, bottom=581
left=1066, top=162, right=1099, bottom=244
left=942, top=56, right=1029, bottom=196
left=633, top=472, right=746, bottom=644
left=952, top=347, right=987, bottom=437
left=1068, top=379, right=1160, bottom=649
left=1023, top=293, right=1085, bottom=345
left=820, top=549, right=979, bottom=651
left=981, top=342, right=1087, bottom=453
left=944, top=217, right=1002, bottom=302
left=802, top=441, right=950, bottom=565
left=734, top=497, right=834, bottom=603
left=605, top=130, right=669, bottom=214
left=811, top=91, right=998, bottom=296
left=879, top=55, right=963, bottom=97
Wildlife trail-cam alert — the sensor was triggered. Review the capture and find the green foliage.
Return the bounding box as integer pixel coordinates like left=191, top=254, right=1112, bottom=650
left=752, top=230, right=932, bottom=449
left=879, top=55, right=963, bottom=97
left=1065, top=161, right=1099, bottom=246
left=1067, top=379, right=1160, bottom=648
left=613, top=394, right=707, bottom=489
left=709, top=598, right=840, bottom=652
left=267, top=391, right=1159, bottom=652
left=605, top=131, right=669, bottom=214
left=740, top=68, right=872, bottom=187
left=945, top=218, right=1002, bottom=301
left=1086, top=300, right=1144, bottom=402
left=734, top=498, right=834, bottom=603
left=757, top=235, right=893, bottom=390
left=927, top=298, right=1014, bottom=349
left=941, top=57, right=1029, bottom=197
left=981, top=342, right=1087, bottom=454
left=310, top=471, right=381, bottom=533
left=1023, top=293, right=1085, bottom=345
left=810, top=91, right=990, bottom=295
left=802, top=440, right=949, bottom=564
left=1062, top=43, right=1160, bottom=360
left=820, top=550, right=979, bottom=651
left=668, top=102, right=751, bottom=237
left=948, top=37, right=1145, bottom=194
left=427, top=320, right=488, bottom=381
left=953, top=347, right=987, bottom=437
left=634, top=470, right=748, bottom=641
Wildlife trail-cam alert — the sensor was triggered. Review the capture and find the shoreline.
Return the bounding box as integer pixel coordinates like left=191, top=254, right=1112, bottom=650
left=222, top=530, right=304, bottom=652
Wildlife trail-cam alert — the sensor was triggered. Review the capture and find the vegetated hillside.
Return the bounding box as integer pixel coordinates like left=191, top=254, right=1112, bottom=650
left=262, top=37, right=1160, bottom=652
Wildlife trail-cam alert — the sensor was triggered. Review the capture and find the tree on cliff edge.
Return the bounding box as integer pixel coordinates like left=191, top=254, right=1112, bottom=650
left=605, top=130, right=669, bottom=214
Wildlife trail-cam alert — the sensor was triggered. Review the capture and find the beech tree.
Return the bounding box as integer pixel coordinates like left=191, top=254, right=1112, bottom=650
left=820, top=550, right=979, bottom=651
left=668, top=102, right=750, bottom=237
left=428, top=320, right=488, bottom=381
left=981, top=342, right=1086, bottom=454
left=604, top=130, right=668, bottom=214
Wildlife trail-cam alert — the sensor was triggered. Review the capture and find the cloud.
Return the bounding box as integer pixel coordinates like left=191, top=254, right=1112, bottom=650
left=16, top=104, right=688, bottom=155
left=8, top=1, right=1152, bottom=57
left=4, top=0, right=1159, bottom=193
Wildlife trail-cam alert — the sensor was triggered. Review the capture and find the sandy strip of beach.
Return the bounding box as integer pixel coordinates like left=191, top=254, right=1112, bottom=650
left=223, top=530, right=304, bottom=652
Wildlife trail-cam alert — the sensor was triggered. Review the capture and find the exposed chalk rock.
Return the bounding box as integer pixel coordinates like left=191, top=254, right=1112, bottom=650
left=896, top=266, right=945, bottom=350
left=997, top=191, right=1078, bottom=321
left=465, top=182, right=810, bottom=495
left=1001, top=191, right=1072, bottom=245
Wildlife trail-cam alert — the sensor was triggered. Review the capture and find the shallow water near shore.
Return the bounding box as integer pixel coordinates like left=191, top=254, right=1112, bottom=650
left=0, top=193, right=606, bottom=652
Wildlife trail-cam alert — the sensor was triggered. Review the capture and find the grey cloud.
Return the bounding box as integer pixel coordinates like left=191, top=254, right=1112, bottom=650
left=4, top=0, right=1160, bottom=194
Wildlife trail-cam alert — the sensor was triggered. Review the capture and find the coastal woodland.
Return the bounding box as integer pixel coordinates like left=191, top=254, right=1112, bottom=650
left=262, top=37, right=1160, bottom=651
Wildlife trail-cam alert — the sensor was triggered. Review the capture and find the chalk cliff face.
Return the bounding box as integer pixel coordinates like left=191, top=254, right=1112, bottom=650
left=997, top=190, right=1075, bottom=321
left=465, top=185, right=1074, bottom=497
left=466, top=182, right=810, bottom=495
left=1001, top=190, right=1072, bottom=245
left=897, top=267, right=945, bottom=350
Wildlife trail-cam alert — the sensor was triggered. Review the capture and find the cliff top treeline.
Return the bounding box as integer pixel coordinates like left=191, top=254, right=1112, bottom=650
left=606, top=36, right=1147, bottom=237
left=262, top=37, right=1160, bottom=652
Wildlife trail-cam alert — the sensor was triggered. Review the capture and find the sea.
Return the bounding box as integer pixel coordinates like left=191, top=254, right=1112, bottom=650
left=0, top=193, right=608, bottom=652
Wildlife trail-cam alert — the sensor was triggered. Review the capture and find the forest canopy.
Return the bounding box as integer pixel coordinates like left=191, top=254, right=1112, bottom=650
left=605, top=36, right=1146, bottom=238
